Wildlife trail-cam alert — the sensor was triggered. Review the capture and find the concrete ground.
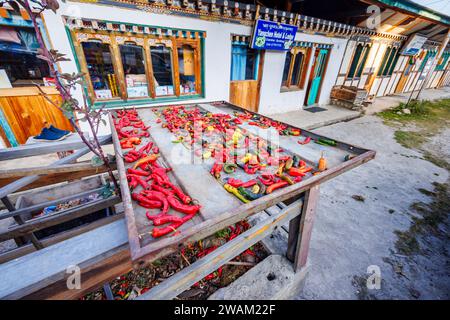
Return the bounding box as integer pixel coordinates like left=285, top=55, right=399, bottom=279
left=271, top=104, right=361, bottom=130
left=293, top=115, right=449, bottom=299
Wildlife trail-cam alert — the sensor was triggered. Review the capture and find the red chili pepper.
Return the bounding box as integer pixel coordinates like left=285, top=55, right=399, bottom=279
left=167, top=195, right=200, bottom=215
left=139, top=201, right=162, bottom=209
left=150, top=214, right=183, bottom=226
left=226, top=178, right=244, bottom=188
left=132, top=193, right=161, bottom=208
left=127, top=174, right=149, bottom=189
left=266, top=181, right=289, bottom=194
left=298, top=136, right=311, bottom=145
left=165, top=182, right=192, bottom=204
left=127, top=168, right=150, bottom=176
left=151, top=212, right=196, bottom=238
left=141, top=190, right=169, bottom=215
left=257, top=175, right=275, bottom=186
left=241, top=179, right=257, bottom=188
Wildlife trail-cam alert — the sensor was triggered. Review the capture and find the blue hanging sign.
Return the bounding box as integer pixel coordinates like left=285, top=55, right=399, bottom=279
left=250, top=19, right=298, bottom=51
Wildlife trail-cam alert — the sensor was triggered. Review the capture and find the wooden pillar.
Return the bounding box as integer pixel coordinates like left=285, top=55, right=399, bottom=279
left=286, top=185, right=320, bottom=272
left=417, top=28, right=450, bottom=99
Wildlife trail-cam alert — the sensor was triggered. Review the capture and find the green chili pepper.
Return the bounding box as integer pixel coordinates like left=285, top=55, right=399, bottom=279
left=315, top=138, right=337, bottom=146
left=278, top=173, right=294, bottom=185
left=223, top=163, right=238, bottom=174
left=224, top=184, right=249, bottom=203
left=285, top=157, right=294, bottom=171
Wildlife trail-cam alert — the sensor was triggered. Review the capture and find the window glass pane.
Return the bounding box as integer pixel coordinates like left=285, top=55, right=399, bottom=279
left=82, top=42, right=119, bottom=100
left=178, top=45, right=197, bottom=94
left=355, top=46, right=369, bottom=78
left=120, top=44, right=148, bottom=98
left=245, top=48, right=258, bottom=80
left=387, top=50, right=400, bottom=76
left=290, top=53, right=303, bottom=86
left=347, top=44, right=363, bottom=78
left=230, top=44, right=259, bottom=81
left=151, top=45, right=174, bottom=96
left=281, top=52, right=292, bottom=86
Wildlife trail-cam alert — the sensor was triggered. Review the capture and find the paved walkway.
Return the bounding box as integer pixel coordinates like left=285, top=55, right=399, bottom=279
left=270, top=104, right=361, bottom=130
left=366, top=86, right=450, bottom=115
left=269, top=86, right=450, bottom=130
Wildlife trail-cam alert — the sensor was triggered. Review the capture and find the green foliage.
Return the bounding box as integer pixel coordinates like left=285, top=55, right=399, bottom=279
left=393, top=130, right=427, bottom=149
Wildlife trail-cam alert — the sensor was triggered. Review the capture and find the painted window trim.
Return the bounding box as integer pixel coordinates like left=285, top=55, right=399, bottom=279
left=435, top=52, right=450, bottom=71
left=66, top=26, right=205, bottom=108
left=347, top=43, right=370, bottom=80
left=378, top=46, right=399, bottom=77
left=280, top=47, right=310, bottom=91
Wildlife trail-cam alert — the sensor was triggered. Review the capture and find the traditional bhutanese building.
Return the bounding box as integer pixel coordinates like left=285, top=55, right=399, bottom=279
left=0, top=0, right=449, bottom=144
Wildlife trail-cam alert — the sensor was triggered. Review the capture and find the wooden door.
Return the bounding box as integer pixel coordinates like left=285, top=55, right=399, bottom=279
left=305, top=49, right=329, bottom=106
left=395, top=57, right=414, bottom=93
left=229, top=49, right=264, bottom=112
left=0, top=87, right=73, bottom=145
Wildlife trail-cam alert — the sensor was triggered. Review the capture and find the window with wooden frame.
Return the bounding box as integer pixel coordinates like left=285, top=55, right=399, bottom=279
left=117, top=38, right=149, bottom=98
left=378, top=46, right=400, bottom=77
left=419, top=50, right=437, bottom=72
left=436, top=52, right=450, bottom=71
left=347, top=43, right=370, bottom=79
left=71, top=28, right=203, bottom=104
left=149, top=39, right=175, bottom=97
left=176, top=39, right=201, bottom=95
left=76, top=34, right=122, bottom=101
left=281, top=47, right=310, bottom=90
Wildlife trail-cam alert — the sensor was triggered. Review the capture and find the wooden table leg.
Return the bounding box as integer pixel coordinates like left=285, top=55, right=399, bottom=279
left=1, top=196, right=44, bottom=250
left=286, top=185, right=320, bottom=272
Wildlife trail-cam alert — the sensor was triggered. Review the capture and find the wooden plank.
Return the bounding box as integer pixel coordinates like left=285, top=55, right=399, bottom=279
left=0, top=87, right=59, bottom=97
left=0, top=219, right=129, bottom=300
left=0, top=196, right=121, bottom=242
left=137, top=199, right=302, bottom=300
left=0, top=167, right=113, bottom=193
left=0, top=161, right=116, bottom=179
left=0, top=213, right=124, bottom=264
left=229, top=80, right=259, bottom=112
left=0, top=135, right=111, bottom=161
left=0, top=135, right=111, bottom=198
left=0, top=186, right=105, bottom=220
left=293, top=185, right=320, bottom=272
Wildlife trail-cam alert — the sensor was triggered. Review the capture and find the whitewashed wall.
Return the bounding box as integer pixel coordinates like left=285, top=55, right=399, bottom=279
left=42, top=1, right=348, bottom=134
left=259, top=33, right=348, bottom=115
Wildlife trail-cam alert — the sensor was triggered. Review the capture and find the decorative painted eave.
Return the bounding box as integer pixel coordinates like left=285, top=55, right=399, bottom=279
left=372, top=0, right=450, bottom=26
left=71, top=0, right=407, bottom=41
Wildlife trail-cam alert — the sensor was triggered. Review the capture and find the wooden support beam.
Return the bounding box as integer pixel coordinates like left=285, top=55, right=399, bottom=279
left=0, top=161, right=116, bottom=179
left=0, top=196, right=120, bottom=242
left=287, top=185, right=320, bottom=272
left=0, top=186, right=105, bottom=221
left=136, top=199, right=302, bottom=300
left=0, top=135, right=111, bottom=161
left=0, top=213, right=124, bottom=265
left=0, top=135, right=111, bottom=199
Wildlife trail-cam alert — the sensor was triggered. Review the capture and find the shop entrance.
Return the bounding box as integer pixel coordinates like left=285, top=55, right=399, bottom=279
left=395, top=57, right=414, bottom=93
left=304, top=48, right=329, bottom=106
left=229, top=42, right=264, bottom=112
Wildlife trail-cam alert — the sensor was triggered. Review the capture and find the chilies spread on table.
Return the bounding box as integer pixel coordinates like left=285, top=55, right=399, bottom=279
left=114, top=108, right=201, bottom=239
left=152, top=105, right=318, bottom=203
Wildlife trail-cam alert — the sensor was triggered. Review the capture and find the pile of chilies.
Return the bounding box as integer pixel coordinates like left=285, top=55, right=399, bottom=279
left=114, top=109, right=201, bottom=238
left=154, top=106, right=314, bottom=203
